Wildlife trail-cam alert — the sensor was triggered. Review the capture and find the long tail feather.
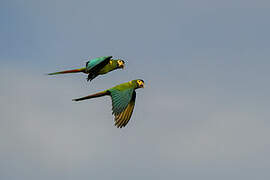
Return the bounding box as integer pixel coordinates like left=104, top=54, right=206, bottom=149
left=72, top=91, right=110, bottom=101
left=48, top=68, right=86, bottom=75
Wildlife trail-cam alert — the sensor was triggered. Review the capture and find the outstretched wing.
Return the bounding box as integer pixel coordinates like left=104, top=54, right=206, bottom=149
left=114, top=92, right=136, bottom=128
left=109, top=88, right=136, bottom=128
left=85, top=56, right=112, bottom=81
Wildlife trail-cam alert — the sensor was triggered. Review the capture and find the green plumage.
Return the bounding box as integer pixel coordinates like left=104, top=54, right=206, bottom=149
left=48, top=56, right=125, bottom=82
left=72, top=79, right=144, bottom=128
left=110, top=88, right=134, bottom=115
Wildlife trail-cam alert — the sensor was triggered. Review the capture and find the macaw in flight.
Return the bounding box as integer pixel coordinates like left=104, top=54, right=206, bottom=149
left=48, top=56, right=125, bottom=81
left=73, top=79, right=145, bottom=128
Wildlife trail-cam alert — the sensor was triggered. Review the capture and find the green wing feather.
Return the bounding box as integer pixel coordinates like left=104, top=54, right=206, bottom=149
left=86, top=56, right=112, bottom=81
left=85, top=56, right=112, bottom=69
left=114, top=92, right=136, bottom=128
left=109, top=88, right=136, bottom=128
left=109, top=88, right=134, bottom=115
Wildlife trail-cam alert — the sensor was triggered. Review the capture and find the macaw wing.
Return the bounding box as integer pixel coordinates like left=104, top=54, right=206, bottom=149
left=114, top=91, right=136, bottom=128
left=109, top=88, right=134, bottom=114
left=85, top=56, right=112, bottom=69
left=86, top=56, right=112, bottom=81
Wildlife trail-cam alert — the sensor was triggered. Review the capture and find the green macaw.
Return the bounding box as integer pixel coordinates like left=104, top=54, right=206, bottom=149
left=48, top=56, right=125, bottom=81
left=73, top=79, right=145, bottom=128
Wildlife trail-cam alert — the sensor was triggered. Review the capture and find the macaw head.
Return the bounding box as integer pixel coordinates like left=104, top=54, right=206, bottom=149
left=131, top=79, right=144, bottom=89
left=116, top=59, right=125, bottom=69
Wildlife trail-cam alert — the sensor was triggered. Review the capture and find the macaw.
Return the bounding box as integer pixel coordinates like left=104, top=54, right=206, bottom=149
left=73, top=79, right=145, bottom=128
left=48, top=56, right=125, bottom=81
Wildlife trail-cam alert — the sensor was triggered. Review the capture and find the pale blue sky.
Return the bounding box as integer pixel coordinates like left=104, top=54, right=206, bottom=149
left=1, top=0, right=270, bottom=179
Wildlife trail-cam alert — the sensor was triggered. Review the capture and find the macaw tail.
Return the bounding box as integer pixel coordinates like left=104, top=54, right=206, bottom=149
left=48, top=68, right=86, bottom=75
left=72, top=91, right=110, bottom=101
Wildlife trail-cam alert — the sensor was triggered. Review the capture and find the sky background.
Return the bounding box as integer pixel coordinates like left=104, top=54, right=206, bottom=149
left=1, top=0, right=270, bottom=179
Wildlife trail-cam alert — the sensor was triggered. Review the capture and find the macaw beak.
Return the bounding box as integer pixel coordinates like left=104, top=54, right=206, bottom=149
left=139, top=82, right=144, bottom=88
left=120, top=63, right=125, bottom=69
